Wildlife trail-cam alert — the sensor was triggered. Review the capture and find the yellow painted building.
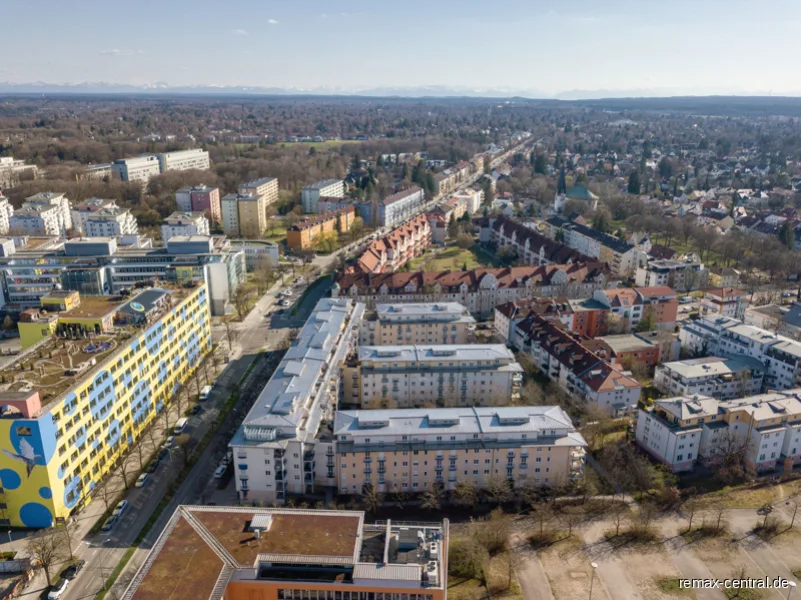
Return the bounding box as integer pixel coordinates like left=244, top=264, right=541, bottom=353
left=0, top=283, right=212, bottom=527
left=287, top=206, right=355, bottom=250
left=40, top=290, right=80, bottom=312
left=238, top=195, right=268, bottom=239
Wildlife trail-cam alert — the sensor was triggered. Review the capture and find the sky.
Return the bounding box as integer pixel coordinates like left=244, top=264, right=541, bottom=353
left=3, top=0, right=801, bottom=97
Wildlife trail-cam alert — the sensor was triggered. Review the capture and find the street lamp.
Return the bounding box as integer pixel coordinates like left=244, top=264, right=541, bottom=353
left=589, top=562, right=599, bottom=600
left=6, top=530, right=13, bottom=554
left=788, top=581, right=797, bottom=600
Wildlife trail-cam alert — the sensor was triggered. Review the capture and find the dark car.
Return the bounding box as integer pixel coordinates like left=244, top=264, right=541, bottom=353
left=60, top=559, right=85, bottom=580
left=158, top=447, right=169, bottom=461
left=190, top=404, right=201, bottom=415
left=146, top=461, right=159, bottom=473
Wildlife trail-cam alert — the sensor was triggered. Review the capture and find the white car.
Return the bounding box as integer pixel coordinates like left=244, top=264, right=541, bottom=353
left=164, top=436, right=175, bottom=448
left=214, top=465, right=227, bottom=479
left=135, top=473, right=150, bottom=488
left=48, top=578, right=69, bottom=599
left=112, top=500, right=129, bottom=517
left=280, top=299, right=291, bottom=307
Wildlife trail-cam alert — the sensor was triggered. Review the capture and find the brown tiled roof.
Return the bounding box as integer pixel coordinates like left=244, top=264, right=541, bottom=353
left=491, top=216, right=592, bottom=264
left=648, top=244, right=678, bottom=260
left=289, top=205, right=354, bottom=231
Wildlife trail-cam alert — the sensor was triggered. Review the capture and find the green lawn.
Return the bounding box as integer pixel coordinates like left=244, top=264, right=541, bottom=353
left=264, top=222, right=288, bottom=242
left=408, top=244, right=500, bottom=272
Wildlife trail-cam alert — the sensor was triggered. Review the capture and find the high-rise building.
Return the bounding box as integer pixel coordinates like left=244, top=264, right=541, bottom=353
left=8, top=204, right=62, bottom=235
left=122, top=506, right=449, bottom=600
left=0, top=196, right=14, bottom=234
left=221, top=192, right=268, bottom=238
left=175, top=185, right=221, bottom=224
left=156, top=148, right=210, bottom=172
left=160, top=211, right=210, bottom=241
left=71, top=198, right=118, bottom=234
left=23, top=192, right=72, bottom=234
left=82, top=206, right=139, bottom=237
left=0, top=284, right=212, bottom=527
left=302, top=178, right=345, bottom=213
left=238, top=177, right=279, bottom=206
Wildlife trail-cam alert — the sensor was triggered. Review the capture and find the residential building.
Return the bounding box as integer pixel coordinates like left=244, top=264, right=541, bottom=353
left=356, top=214, right=431, bottom=274
left=221, top=192, right=242, bottom=237
left=569, top=297, right=611, bottom=339
left=238, top=177, right=279, bottom=206
left=359, top=186, right=427, bottom=228
left=592, top=287, right=678, bottom=331
left=122, top=506, right=448, bottom=600
left=71, top=198, right=117, bottom=234
left=229, top=299, right=364, bottom=503
left=636, top=390, right=801, bottom=473
left=221, top=192, right=268, bottom=238
left=515, top=314, right=642, bottom=415
left=708, top=267, right=741, bottom=289
left=302, top=179, right=345, bottom=213
left=544, top=216, right=648, bottom=276
left=342, top=344, right=522, bottom=409
left=229, top=240, right=280, bottom=271
left=702, top=288, right=748, bottom=320
left=488, top=216, right=593, bottom=266
left=634, top=258, right=707, bottom=292
left=287, top=206, right=355, bottom=250
left=82, top=206, right=139, bottom=237
left=745, top=302, right=801, bottom=339
left=23, top=192, right=72, bottom=234
left=0, top=156, right=38, bottom=188
left=333, top=262, right=612, bottom=317
left=175, top=185, right=221, bottom=224
left=451, top=188, right=484, bottom=214
left=156, top=148, right=210, bottom=172
left=0, top=196, right=14, bottom=234
left=359, top=302, right=475, bottom=346
left=83, top=163, right=112, bottom=180
left=494, top=297, right=574, bottom=346
left=0, top=284, right=211, bottom=527
left=653, top=356, right=764, bottom=400
left=591, top=333, right=661, bottom=370
left=8, top=204, right=62, bottom=236
left=160, top=211, right=210, bottom=241
left=111, top=155, right=161, bottom=185
left=334, top=406, right=586, bottom=495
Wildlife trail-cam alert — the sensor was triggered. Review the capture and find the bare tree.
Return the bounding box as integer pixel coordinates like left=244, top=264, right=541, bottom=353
left=232, top=284, right=255, bottom=320
left=115, top=455, right=133, bottom=491
left=683, top=497, right=701, bottom=531
left=484, top=476, right=512, bottom=505
left=26, top=530, right=65, bottom=586
left=531, top=503, right=554, bottom=536
left=609, top=501, right=628, bottom=537
left=174, top=434, right=194, bottom=468
left=787, top=495, right=801, bottom=529
left=421, top=483, right=444, bottom=511
left=558, top=509, right=583, bottom=537
left=223, top=319, right=239, bottom=353
left=252, top=257, right=275, bottom=295
left=57, top=519, right=81, bottom=561
left=472, top=508, right=511, bottom=555
left=96, top=473, right=121, bottom=512
left=361, top=484, right=383, bottom=513
left=707, top=501, right=728, bottom=534
left=705, top=429, right=754, bottom=484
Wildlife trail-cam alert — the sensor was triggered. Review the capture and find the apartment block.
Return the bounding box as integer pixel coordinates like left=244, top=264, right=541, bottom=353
left=333, top=262, right=612, bottom=317
left=495, top=297, right=609, bottom=346
left=122, top=506, right=448, bottom=600
left=514, top=313, right=641, bottom=415
left=544, top=216, right=648, bottom=276
left=0, top=284, right=211, bottom=527
left=636, top=390, right=801, bottom=472
left=342, top=344, right=523, bottom=409
left=229, top=240, right=280, bottom=271
left=221, top=192, right=268, bottom=238
left=451, top=188, right=483, bottom=214
left=230, top=299, right=364, bottom=504
left=238, top=176, right=279, bottom=206
left=334, top=406, right=586, bottom=494
left=0, top=196, right=14, bottom=234
left=635, top=258, right=707, bottom=292
left=591, top=333, right=661, bottom=370
left=160, top=211, right=210, bottom=241
left=82, top=206, right=139, bottom=237
left=357, top=215, right=431, bottom=274
left=592, top=286, right=678, bottom=331
left=0, top=156, right=38, bottom=188
left=302, top=178, right=345, bottom=213
left=175, top=185, right=221, bottom=224
left=287, top=206, right=355, bottom=250
left=9, top=204, right=62, bottom=236
left=112, top=155, right=161, bottom=185
left=221, top=192, right=241, bottom=237
left=71, top=198, right=117, bottom=234
left=488, top=216, right=593, bottom=266
left=359, top=186, right=426, bottom=228
left=359, top=303, right=475, bottom=346
left=24, top=192, right=72, bottom=234
left=702, top=287, right=749, bottom=320
left=653, top=356, right=764, bottom=399
left=156, top=148, right=210, bottom=172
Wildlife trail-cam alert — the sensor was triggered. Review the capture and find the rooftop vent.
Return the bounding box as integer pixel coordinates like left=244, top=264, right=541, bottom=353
left=250, top=514, right=273, bottom=532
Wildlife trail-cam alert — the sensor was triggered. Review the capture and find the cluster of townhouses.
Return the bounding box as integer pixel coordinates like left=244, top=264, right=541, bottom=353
left=356, top=214, right=431, bottom=273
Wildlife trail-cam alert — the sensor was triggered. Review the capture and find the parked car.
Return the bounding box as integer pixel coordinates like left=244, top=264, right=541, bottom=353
left=280, top=299, right=291, bottom=307
left=190, top=404, right=202, bottom=415
left=60, top=560, right=85, bottom=580
left=220, top=452, right=232, bottom=466
left=783, top=291, right=795, bottom=298
left=100, top=516, right=117, bottom=533
left=213, top=465, right=227, bottom=479
left=679, top=296, right=694, bottom=304
left=112, top=500, right=129, bottom=517
left=164, top=436, right=175, bottom=448
left=157, top=447, right=169, bottom=461
left=47, top=578, right=69, bottom=599
left=135, top=473, right=150, bottom=488
left=146, top=461, right=159, bottom=473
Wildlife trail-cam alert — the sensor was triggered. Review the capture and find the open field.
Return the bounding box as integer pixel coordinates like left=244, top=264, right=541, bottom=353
left=408, top=244, right=502, bottom=271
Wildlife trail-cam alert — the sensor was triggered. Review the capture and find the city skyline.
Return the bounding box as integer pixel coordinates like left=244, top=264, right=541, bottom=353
left=3, top=0, right=801, bottom=98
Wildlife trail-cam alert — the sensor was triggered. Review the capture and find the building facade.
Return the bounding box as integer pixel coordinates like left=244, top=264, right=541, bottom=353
left=287, top=206, right=355, bottom=250
left=175, top=185, right=221, bottom=224
left=239, top=177, right=279, bottom=206
left=0, top=196, right=13, bottom=234
left=702, top=288, right=748, bottom=320
left=488, top=216, right=593, bottom=266
left=0, top=284, right=211, bottom=527
left=160, top=211, right=210, bottom=241
left=156, top=148, right=210, bottom=172
left=82, top=207, right=139, bottom=237
left=356, top=215, right=431, bottom=274
left=229, top=240, right=280, bottom=271
left=359, top=303, right=475, bottom=346
left=8, top=205, right=62, bottom=236
left=71, top=198, right=117, bottom=234
left=653, top=356, right=765, bottom=400
left=634, top=259, right=707, bottom=292
left=112, top=155, right=161, bottom=185
left=359, top=187, right=427, bottom=228
left=302, top=179, right=346, bottom=213
left=23, top=193, right=72, bottom=235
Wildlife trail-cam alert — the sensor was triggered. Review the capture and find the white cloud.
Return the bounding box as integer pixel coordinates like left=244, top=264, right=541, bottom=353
left=232, top=29, right=249, bottom=36
left=100, top=49, right=144, bottom=57
left=268, top=19, right=279, bottom=25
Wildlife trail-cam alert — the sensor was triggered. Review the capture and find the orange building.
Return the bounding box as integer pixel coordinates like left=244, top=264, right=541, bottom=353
left=287, top=206, right=355, bottom=250
left=589, top=333, right=661, bottom=371
left=123, top=506, right=448, bottom=600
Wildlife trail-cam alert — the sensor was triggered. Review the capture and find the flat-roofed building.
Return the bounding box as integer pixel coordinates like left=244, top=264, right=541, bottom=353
left=229, top=240, right=280, bottom=271
left=82, top=206, right=138, bottom=237
left=635, top=258, right=707, bottom=292
left=0, top=156, right=38, bottom=187
left=334, top=406, right=586, bottom=493
left=112, top=155, right=161, bottom=185
left=342, top=344, right=523, bottom=409
left=302, top=178, right=345, bottom=213
left=175, top=184, right=221, bottom=224
left=9, top=204, right=62, bottom=236
left=160, top=211, right=210, bottom=241
left=122, top=506, right=448, bottom=600
left=71, top=198, right=117, bottom=234
left=221, top=192, right=268, bottom=238
left=653, top=356, right=765, bottom=399
left=359, top=186, right=426, bottom=228
left=591, top=333, right=661, bottom=370
left=238, top=176, right=279, bottom=206
left=156, top=148, right=210, bottom=172
left=24, top=192, right=72, bottom=234
left=0, top=284, right=211, bottom=527
left=0, top=196, right=13, bottom=234
left=287, top=206, right=355, bottom=250
left=229, top=299, right=365, bottom=503
left=359, top=302, right=475, bottom=346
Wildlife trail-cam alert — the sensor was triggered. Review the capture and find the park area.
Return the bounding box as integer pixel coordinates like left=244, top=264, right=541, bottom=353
left=408, top=243, right=502, bottom=272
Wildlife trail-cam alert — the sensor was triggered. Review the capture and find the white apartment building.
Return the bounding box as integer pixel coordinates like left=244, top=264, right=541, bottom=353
left=0, top=157, right=38, bottom=188
left=702, top=288, right=748, bottom=320
left=0, top=196, right=14, bottom=234
left=71, top=198, right=117, bottom=234
left=634, top=259, right=707, bottom=292
left=112, top=155, right=161, bottom=185
left=82, top=206, right=139, bottom=237
left=238, top=177, right=279, bottom=206
left=653, top=356, right=765, bottom=400
left=9, top=204, right=62, bottom=235
left=358, top=303, right=476, bottom=346
left=302, top=179, right=345, bottom=213
left=156, top=148, right=210, bottom=172
left=679, top=316, right=801, bottom=392
left=160, top=211, right=210, bottom=241
left=221, top=193, right=241, bottom=237
left=24, top=192, right=72, bottom=234
left=228, top=240, right=280, bottom=271
left=636, top=390, right=801, bottom=472
left=333, top=406, right=587, bottom=494
left=229, top=298, right=365, bottom=504
left=342, top=344, right=523, bottom=409
left=451, top=188, right=484, bottom=214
